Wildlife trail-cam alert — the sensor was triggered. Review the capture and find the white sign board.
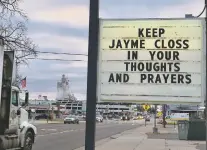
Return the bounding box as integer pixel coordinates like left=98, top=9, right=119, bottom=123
left=98, top=19, right=205, bottom=104
left=170, top=113, right=189, bottom=121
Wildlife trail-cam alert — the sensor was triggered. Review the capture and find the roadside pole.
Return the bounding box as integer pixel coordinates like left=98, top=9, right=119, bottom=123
left=153, top=105, right=158, bottom=133
left=162, top=104, right=166, bottom=128
left=205, top=0, right=207, bottom=148
left=85, top=0, right=99, bottom=150
left=47, top=103, right=50, bottom=123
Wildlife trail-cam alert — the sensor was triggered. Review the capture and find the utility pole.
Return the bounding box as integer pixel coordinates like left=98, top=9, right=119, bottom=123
left=153, top=105, right=158, bottom=133
left=205, top=0, right=207, bottom=149
left=85, top=0, right=99, bottom=150
left=56, top=102, right=60, bottom=118
left=47, top=103, right=50, bottom=123
left=162, top=104, right=166, bottom=128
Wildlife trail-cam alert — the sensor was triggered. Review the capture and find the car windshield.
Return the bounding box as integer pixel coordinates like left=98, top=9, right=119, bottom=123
left=67, top=115, right=75, bottom=118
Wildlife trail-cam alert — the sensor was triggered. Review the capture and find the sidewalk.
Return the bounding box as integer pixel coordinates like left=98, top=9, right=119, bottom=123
left=76, top=123, right=206, bottom=150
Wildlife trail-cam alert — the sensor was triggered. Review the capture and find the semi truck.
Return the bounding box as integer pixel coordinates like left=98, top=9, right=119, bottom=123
left=0, top=36, right=37, bottom=150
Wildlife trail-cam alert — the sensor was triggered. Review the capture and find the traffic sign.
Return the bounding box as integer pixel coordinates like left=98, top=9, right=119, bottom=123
left=143, top=104, right=150, bottom=111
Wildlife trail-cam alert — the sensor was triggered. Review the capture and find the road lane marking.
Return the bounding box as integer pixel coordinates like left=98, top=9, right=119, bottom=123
left=40, top=129, right=57, bottom=131
left=37, top=129, right=83, bottom=137
left=36, top=122, right=142, bottom=137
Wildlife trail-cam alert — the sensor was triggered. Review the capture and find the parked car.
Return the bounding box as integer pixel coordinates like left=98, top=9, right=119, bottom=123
left=121, top=115, right=128, bottom=121
left=138, top=115, right=144, bottom=119
left=96, top=115, right=103, bottom=122
left=64, top=115, right=79, bottom=124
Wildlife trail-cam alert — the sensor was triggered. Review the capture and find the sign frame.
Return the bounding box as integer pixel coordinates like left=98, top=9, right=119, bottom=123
left=97, top=18, right=206, bottom=104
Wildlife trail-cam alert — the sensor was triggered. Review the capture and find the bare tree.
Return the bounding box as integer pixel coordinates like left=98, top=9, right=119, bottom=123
left=0, top=0, right=38, bottom=86
left=0, top=0, right=27, bottom=18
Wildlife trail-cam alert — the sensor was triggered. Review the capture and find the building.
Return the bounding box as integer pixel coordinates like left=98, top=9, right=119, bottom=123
left=27, top=100, right=61, bottom=114
left=166, top=104, right=202, bottom=118
left=56, top=74, right=77, bottom=104
left=64, top=101, right=83, bottom=112
left=27, top=75, right=134, bottom=116
left=61, top=100, right=133, bottom=114
left=96, top=102, right=133, bottom=114
left=55, top=75, right=133, bottom=114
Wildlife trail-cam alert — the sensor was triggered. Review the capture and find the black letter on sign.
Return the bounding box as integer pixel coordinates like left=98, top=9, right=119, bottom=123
left=154, top=40, right=160, bottom=49
left=124, top=62, right=130, bottom=71
left=108, top=73, right=115, bottom=82
left=174, top=63, right=180, bottom=72
left=173, top=51, right=180, bottom=60
left=109, top=39, right=115, bottom=48
left=185, top=74, right=192, bottom=84
left=108, top=73, right=129, bottom=83
left=140, top=74, right=147, bottom=83
left=128, top=51, right=138, bottom=60
left=123, top=74, right=129, bottom=82
left=148, top=74, right=154, bottom=83
left=159, top=28, right=165, bottom=37
left=138, top=28, right=144, bottom=37
left=183, top=40, right=189, bottom=49
left=149, top=51, right=156, bottom=60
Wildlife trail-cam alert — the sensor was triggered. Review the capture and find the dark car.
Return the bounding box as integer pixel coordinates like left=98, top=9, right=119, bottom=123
left=64, top=115, right=79, bottom=124
left=35, top=114, right=51, bottom=120
left=121, top=115, right=127, bottom=121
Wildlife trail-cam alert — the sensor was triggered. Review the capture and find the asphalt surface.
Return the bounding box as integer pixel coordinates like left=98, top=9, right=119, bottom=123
left=196, top=144, right=206, bottom=150
left=33, top=120, right=143, bottom=150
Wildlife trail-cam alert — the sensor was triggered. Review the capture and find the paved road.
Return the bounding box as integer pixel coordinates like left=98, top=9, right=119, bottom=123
left=33, top=120, right=144, bottom=150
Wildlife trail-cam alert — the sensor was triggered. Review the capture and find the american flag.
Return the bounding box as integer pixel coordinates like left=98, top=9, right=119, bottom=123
left=21, top=77, right=26, bottom=89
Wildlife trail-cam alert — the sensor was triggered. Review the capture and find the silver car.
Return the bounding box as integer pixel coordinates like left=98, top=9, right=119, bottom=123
left=64, top=115, right=79, bottom=124
left=96, top=115, right=103, bottom=122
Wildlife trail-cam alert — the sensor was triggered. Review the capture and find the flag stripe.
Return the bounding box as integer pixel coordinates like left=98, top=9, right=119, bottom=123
left=21, top=77, right=26, bottom=88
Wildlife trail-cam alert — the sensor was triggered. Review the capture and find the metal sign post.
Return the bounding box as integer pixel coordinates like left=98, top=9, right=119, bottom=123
left=85, top=0, right=99, bottom=150
left=153, top=105, right=158, bottom=134
left=162, top=104, right=166, bottom=128
left=205, top=0, right=207, bottom=149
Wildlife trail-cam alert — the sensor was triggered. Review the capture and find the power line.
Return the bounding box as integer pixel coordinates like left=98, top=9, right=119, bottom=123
left=16, top=50, right=88, bottom=56
left=196, top=4, right=206, bottom=17
left=27, top=58, right=87, bottom=61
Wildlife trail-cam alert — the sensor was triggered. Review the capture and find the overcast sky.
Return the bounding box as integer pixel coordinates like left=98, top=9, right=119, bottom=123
left=18, top=0, right=205, bottom=100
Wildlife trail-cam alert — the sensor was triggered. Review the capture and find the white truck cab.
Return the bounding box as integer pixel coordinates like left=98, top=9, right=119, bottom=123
left=0, top=36, right=37, bottom=150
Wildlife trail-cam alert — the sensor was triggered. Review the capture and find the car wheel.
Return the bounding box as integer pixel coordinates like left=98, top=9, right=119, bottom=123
left=21, top=131, right=34, bottom=150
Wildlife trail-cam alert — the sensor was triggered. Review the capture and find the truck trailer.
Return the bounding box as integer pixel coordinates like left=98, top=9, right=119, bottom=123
left=0, top=36, right=37, bottom=150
